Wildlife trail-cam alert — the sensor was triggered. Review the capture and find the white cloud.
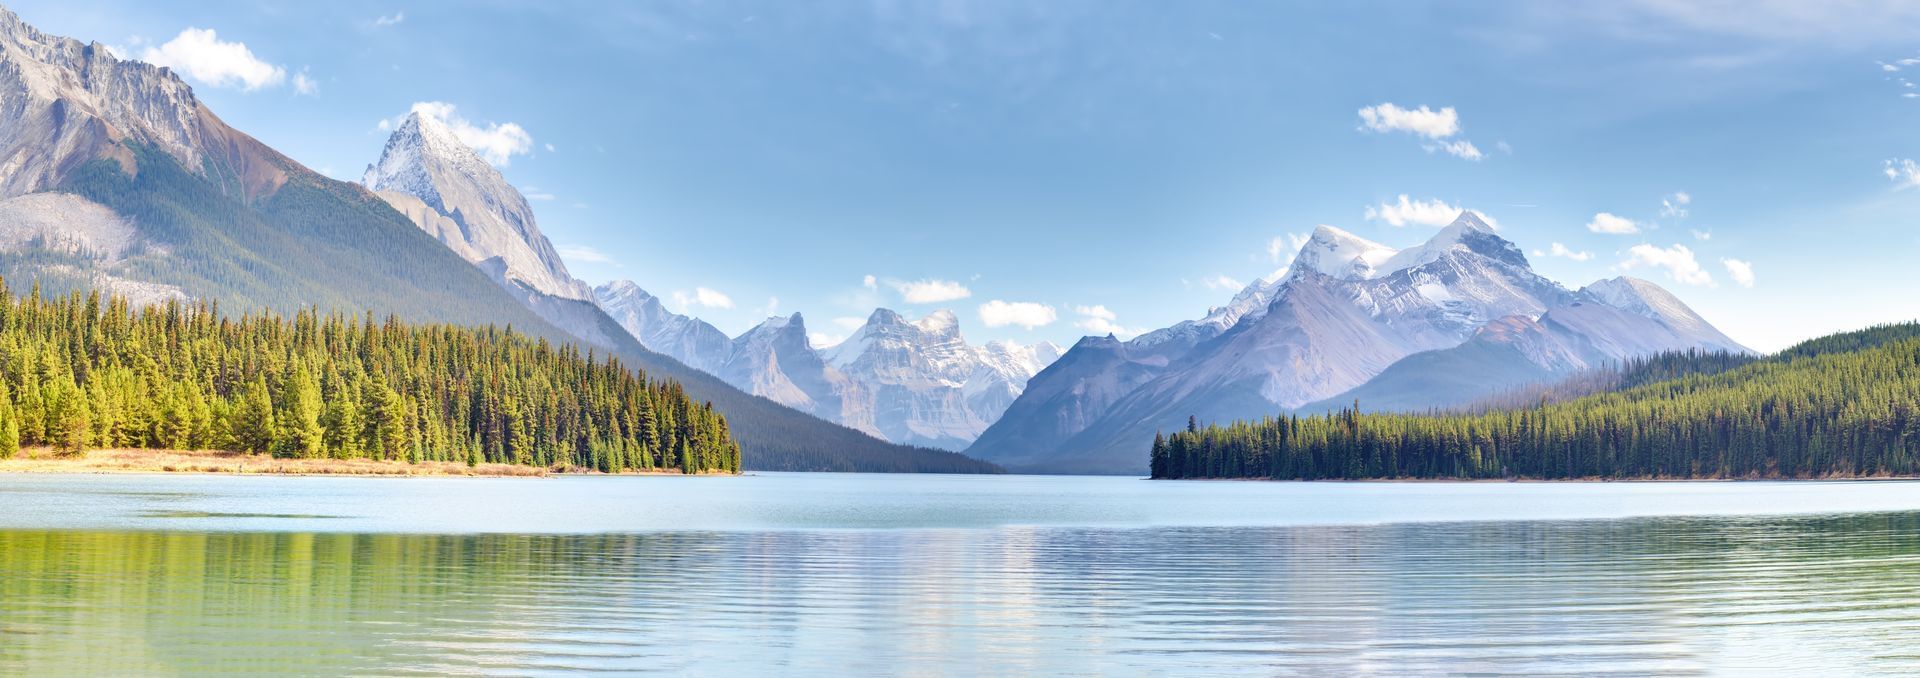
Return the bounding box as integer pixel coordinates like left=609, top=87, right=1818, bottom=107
left=140, top=28, right=285, bottom=91
left=673, top=287, right=735, bottom=310
left=1690, top=229, right=1713, bottom=241
left=1365, top=195, right=1480, bottom=228
left=555, top=244, right=612, bottom=264
left=861, top=274, right=878, bottom=290
left=1545, top=242, right=1593, bottom=261
left=374, top=12, right=405, bottom=27
left=406, top=101, right=533, bottom=166
left=756, top=296, right=781, bottom=316
left=1660, top=191, right=1691, bottom=218
left=292, top=69, right=318, bottom=96
left=889, top=278, right=971, bottom=304
left=1886, top=158, right=1920, bottom=189
left=521, top=186, right=556, bottom=201
left=1722, top=258, right=1756, bottom=287
left=978, top=300, right=1057, bottom=329
left=831, top=316, right=867, bottom=330
left=1357, top=103, right=1461, bottom=138
left=1201, top=274, right=1244, bottom=291
left=1073, top=304, right=1139, bottom=337
left=544, top=143, right=556, bottom=153
left=1358, top=103, right=1487, bottom=161
left=1267, top=232, right=1311, bottom=263
left=1586, top=212, right=1642, bottom=235
left=1622, top=243, right=1713, bottom=286
left=1426, top=139, right=1484, bottom=161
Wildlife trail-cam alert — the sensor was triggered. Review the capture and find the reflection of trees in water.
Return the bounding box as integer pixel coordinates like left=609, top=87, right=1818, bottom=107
left=2, top=514, right=1918, bottom=674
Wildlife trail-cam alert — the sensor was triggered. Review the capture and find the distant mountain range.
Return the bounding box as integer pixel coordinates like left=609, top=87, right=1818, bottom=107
left=0, top=6, right=993, bottom=474
left=967, top=213, right=1748, bottom=475
left=593, top=282, right=1061, bottom=450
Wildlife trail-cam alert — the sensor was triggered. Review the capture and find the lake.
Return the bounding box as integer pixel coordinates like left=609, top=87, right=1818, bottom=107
left=3, top=473, right=1920, bottom=674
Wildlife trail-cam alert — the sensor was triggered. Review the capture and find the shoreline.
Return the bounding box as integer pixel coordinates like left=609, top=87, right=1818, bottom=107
left=0, top=448, right=734, bottom=478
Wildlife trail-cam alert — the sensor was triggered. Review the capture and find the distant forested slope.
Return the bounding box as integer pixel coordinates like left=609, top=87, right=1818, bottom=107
left=1154, top=323, right=1920, bottom=480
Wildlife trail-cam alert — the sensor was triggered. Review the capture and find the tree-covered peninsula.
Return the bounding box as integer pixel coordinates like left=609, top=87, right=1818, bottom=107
left=0, top=282, right=738, bottom=474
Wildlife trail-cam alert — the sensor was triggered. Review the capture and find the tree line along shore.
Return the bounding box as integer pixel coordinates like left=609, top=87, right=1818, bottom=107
left=0, top=282, right=740, bottom=475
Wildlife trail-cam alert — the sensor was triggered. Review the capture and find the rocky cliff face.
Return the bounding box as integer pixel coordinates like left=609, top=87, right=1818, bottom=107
left=364, top=110, right=589, bottom=301
left=0, top=6, right=289, bottom=201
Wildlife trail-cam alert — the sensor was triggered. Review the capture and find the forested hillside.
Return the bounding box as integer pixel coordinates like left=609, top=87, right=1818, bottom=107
left=0, top=283, right=738, bottom=473
left=1154, top=323, right=1920, bottom=480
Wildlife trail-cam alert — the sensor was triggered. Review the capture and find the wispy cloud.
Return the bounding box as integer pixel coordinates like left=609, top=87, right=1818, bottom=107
left=555, top=244, right=613, bottom=265
left=373, top=12, right=405, bottom=27
left=1266, top=232, right=1310, bottom=263
left=889, top=278, right=971, bottom=304
left=672, top=287, right=735, bottom=310
left=1586, top=212, right=1642, bottom=235
left=292, top=68, right=318, bottom=96
left=1722, top=258, right=1756, bottom=288
left=1201, top=274, right=1244, bottom=291
left=1660, top=191, right=1691, bottom=218
left=1886, top=158, right=1920, bottom=188
left=1534, top=242, right=1592, bottom=261
left=1622, top=243, right=1713, bottom=286
left=1365, top=195, right=1489, bottom=228
left=1073, top=304, right=1139, bottom=337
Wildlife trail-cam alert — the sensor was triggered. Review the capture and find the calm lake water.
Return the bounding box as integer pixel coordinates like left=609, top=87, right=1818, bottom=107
left=4, top=473, right=1920, bottom=675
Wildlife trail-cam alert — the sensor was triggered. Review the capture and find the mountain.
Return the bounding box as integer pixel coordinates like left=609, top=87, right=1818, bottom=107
left=594, top=285, right=1064, bottom=451
left=816, top=308, right=1061, bottom=449
left=0, top=7, right=989, bottom=474
left=1300, top=277, right=1751, bottom=414
left=719, top=312, right=864, bottom=428
left=594, top=280, right=732, bottom=372
left=363, top=109, right=590, bottom=301
left=971, top=212, right=1743, bottom=475
left=961, top=275, right=1284, bottom=470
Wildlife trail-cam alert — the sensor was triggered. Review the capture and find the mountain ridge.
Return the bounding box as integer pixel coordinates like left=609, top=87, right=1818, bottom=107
left=970, top=212, right=1747, bottom=475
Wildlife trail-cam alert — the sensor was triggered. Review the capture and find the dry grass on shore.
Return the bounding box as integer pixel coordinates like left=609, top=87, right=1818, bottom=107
left=0, top=447, right=560, bottom=477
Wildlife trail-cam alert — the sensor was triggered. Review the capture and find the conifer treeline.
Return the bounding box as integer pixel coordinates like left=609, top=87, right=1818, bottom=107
left=1153, top=324, right=1920, bottom=480
left=0, top=282, right=739, bottom=473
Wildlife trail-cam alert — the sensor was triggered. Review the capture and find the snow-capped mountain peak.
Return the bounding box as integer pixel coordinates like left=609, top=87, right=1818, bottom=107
left=364, top=109, right=589, bottom=301
left=1294, top=225, right=1397, bottom=279
left=1291, top=211, right=1512, bottom=283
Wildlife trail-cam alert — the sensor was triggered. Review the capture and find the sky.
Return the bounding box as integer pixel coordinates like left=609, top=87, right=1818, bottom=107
left=12, top=0, right=1920, bottom=352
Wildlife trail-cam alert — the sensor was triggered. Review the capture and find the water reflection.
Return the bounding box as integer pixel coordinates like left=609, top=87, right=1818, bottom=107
left=4, top=513, right=1919, bottom=674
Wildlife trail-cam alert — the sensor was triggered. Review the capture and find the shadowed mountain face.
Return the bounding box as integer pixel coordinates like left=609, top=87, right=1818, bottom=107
left=970, top=213, right=1747, bottom=475
left=0, top=7, right=992, bottom=474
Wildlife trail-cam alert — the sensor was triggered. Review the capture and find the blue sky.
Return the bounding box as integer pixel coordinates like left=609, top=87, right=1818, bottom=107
left=13, top=1, right=1920, bottom=351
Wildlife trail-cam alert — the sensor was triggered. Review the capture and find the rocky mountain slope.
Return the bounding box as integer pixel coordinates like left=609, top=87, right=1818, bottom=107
left=364, top=110, right=590, bottom=301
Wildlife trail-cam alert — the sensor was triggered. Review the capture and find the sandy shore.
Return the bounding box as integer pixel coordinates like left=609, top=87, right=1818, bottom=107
left=0, top=448, right=726, bottom=478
